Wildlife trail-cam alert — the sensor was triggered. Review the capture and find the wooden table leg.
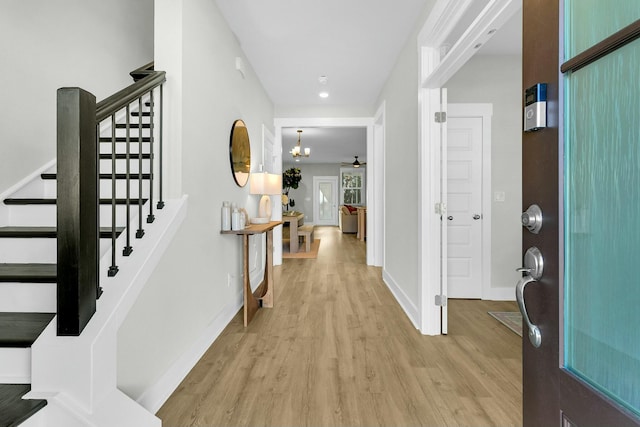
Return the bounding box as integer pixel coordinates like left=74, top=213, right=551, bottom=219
left=243, top=235, right=259, bottom=327
left=289, top=220, right=299, bottom=253
left=258, top=229, right=274, bottom=308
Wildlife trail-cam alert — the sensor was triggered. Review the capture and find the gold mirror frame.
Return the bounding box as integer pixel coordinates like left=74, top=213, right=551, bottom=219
left=229, top=119, right=251, bottom=187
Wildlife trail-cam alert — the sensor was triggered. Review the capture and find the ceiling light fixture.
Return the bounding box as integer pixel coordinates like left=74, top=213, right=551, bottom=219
left=291, top=129, right=310, bottom=159
left=319, top=91, right=329, bottom=98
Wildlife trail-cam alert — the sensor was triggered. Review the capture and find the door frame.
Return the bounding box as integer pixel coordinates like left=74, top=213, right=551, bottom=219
left=312, top=176, right=339, bottom=226
left=273, top=117, right=377, bottom=266
left=418, top=0, right=518, bottom=334
left=447, top=103, right=493, bottom=300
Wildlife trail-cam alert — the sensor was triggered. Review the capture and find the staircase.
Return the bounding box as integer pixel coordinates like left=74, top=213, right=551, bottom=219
left=0, top=64, right=174, bottom=426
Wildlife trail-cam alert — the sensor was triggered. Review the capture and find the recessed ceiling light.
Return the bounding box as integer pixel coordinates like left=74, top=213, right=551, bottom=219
left=319, top=91, right=329, bottom=98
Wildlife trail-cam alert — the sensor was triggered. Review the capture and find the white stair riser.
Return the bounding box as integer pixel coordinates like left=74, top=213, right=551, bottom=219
left=0, top=238, right=116, bottom=263
left=39, top=181, right=152, bottom=199
left=4, top=204, right=148, bottom=227
left=0, top=283, right=55, bottom=313
left=0, top=347, right=31, bottom=383
left=100, top=143, right=153, bottom=155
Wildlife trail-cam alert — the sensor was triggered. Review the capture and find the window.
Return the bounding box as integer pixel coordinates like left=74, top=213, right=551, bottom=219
left=340, top=168, right=365, bottom=206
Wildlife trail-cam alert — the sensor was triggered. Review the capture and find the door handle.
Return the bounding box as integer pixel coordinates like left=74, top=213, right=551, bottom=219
left=515, top=246, right=544, bottom=348
left=516, top=275, right=542, bottom=348
left=447, top=216, right=453, bottom=220
left=473, top=214, right=481, bottom=220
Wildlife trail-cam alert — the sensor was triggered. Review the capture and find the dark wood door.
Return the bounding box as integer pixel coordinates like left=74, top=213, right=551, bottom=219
left=522, top=2, right=640, bottom=425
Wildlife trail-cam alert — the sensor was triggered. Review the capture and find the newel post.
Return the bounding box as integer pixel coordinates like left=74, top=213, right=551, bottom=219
left=57, top=88, right=99, bottom=336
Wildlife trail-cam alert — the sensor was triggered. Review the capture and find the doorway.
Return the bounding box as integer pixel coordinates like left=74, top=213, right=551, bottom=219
left=273, top=118, right=379, bottom=267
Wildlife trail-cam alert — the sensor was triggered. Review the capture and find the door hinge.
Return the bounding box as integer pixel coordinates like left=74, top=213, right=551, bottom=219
left=435, top=202, right=447, bottom=215
left=435, top=295, right=448, bottom=306
left=435, top=112, right=447, bottom=123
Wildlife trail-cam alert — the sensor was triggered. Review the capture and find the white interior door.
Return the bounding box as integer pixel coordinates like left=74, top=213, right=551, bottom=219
left=447, top=116, right=482, bottom=299
left=313, top=176, right=338, bottom=226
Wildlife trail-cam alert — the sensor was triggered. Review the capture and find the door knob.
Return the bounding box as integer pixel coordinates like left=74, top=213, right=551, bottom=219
left=447, top=216, right=453, bottom=220
left=473, top=214, right=481, bottom=220
left=522, top=204, right=543, bottom=234
left=515, top=246, right=544, bottom=348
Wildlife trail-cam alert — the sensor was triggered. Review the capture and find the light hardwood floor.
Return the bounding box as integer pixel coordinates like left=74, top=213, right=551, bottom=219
left=157, top=226, right=522, bottom=426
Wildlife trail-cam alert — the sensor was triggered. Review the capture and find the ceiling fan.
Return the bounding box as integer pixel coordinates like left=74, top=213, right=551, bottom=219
left=341, top=156, right=367, bottom=168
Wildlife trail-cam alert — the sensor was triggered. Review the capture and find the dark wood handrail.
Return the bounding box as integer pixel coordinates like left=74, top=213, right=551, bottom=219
left=129, top=61, right=156, bottom=81
left=96, top=69, right=165, bottom=122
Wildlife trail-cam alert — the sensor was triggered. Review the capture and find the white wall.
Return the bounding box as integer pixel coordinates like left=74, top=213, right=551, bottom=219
left=282, top=163, right=342, bottom=223
left=116, top=0, right=275, bottom=402
left=0, top=0, right=154, bottom=193
left=374, top=3, right=436, bottom=309
left=446, top=54, right=522, bottom=295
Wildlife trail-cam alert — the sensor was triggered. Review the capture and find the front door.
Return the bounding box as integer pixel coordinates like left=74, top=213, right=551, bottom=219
left=447, top=115, right=483, bottom=299
left=313, top=176, right=338, bottom=226
left=522, top=1, right=640, bottom=425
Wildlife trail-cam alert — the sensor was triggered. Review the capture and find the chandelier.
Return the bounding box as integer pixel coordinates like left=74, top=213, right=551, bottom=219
left=291, top=129, right=310, bottom=159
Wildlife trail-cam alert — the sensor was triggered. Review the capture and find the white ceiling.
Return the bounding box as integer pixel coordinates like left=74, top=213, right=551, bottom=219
left=216, top=0, right=430, bottom=108
left=282, top=126, right=367, bottom=165
left=216, top=1, right=522, bottom=164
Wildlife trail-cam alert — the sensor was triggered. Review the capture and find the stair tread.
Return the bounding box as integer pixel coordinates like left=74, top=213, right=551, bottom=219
left=98, top=137, right=152, bottom=142
left=0, top=263, right=56, bottom=283
left=99, top=153, right=152, bottom=159
left=0, top=384, right=47, bottom=427
left=0, top=312, right=55, bottom=347
left=41, top=173, right=152, bottom=180
left=115, top=123, right=152, bottom=128
left=4, top=198, right=148, bottom=205
left=0, top=226, right=124, bottom=238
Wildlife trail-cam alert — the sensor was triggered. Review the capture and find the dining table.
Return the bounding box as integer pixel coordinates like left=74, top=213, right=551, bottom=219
left=282, top=212, right=304, bottom=253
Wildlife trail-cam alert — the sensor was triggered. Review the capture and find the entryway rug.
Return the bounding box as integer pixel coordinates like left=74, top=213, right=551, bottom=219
left=488, top=311, right=522, bottom=337
left=282, top=239, right=321, bottom=259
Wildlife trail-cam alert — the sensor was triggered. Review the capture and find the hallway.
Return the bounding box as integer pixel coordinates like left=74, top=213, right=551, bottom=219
left=158, top=227, right=522, bottom=426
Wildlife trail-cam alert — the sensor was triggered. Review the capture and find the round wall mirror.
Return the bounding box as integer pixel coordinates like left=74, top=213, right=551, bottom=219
left=229, top=119, right=251, bottom=187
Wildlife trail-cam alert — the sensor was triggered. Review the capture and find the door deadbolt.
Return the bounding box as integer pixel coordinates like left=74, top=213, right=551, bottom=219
left=521, top=204, right=543, bottom=234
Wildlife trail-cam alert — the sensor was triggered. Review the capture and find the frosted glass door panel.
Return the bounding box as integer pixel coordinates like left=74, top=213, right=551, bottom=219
left=318, top=183, right=334, bottom=221
left=565, top=1, right=640, bottom=58
left=564, top=39, right=640, bottom=417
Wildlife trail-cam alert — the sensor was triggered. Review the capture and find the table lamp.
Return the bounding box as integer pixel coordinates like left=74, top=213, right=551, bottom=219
left=249, top=172, right=282, bottom=224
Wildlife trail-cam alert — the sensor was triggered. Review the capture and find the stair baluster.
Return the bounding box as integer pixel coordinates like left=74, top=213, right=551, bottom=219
left=147, top=90, right=155, bottom=224
left=108, top=114, right=119, bottom=277
left=123, top=104, right=133, bottom=256
left=157, top=84, right=165, bottom=209
left=136, top=97, right=145, bottom=239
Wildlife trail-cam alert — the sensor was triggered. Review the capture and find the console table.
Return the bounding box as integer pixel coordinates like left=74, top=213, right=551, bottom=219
left=221, top=221, right=282, bottom=326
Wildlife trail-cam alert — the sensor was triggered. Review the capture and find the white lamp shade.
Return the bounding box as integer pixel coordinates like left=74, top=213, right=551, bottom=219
left=250, top=172, right=281, bottom=195
left=250, top=172, right=282, bottom=222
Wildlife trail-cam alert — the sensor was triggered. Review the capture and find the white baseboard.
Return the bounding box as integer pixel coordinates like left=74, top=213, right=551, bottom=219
left=382, top=269, right=420, bottom=329
left=137, top=268, right=264, bottom=413
left=483, top=286, right=516, bottom=301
